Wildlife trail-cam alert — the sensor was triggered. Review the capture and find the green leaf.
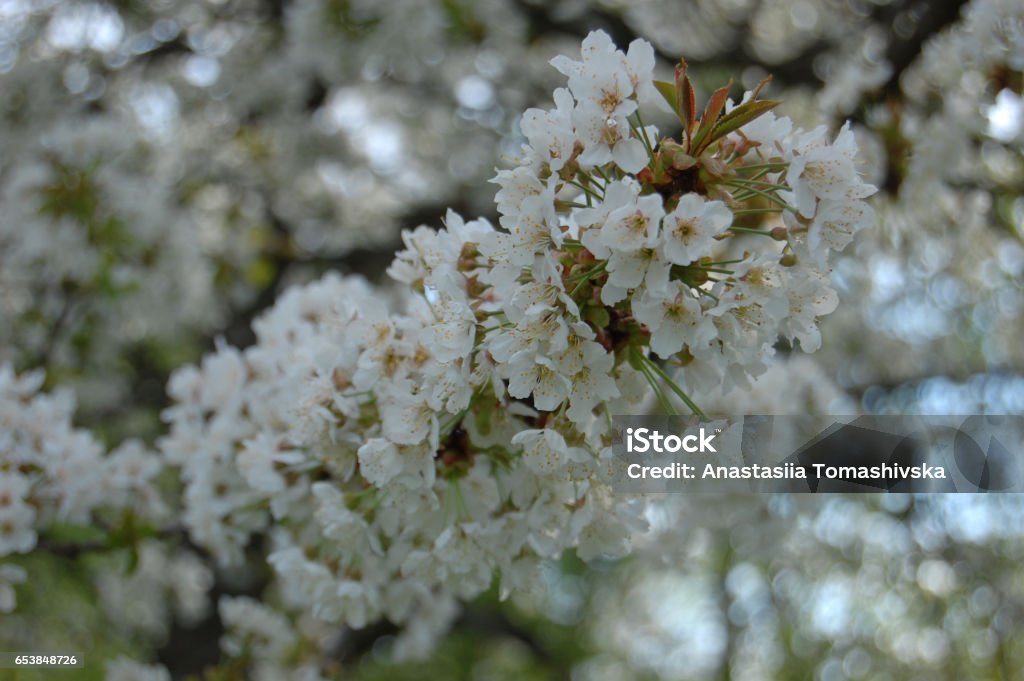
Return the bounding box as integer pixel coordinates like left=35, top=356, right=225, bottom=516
left=654, top=79, right=682, bottom=121
left=583, top=304, right=611, bottom=329
left=709, top=99, right=780, bottom=144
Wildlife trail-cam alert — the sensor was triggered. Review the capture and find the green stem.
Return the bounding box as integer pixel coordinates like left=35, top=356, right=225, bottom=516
left=736, top=162, right=788, bottom=172
left=593, top=165, right=615, bottom=187
left=439, top=411, right=467, bottom=438
left=439, top=383, right=488, bottom=438
left=729, top=177, right=788, bottom=190
left=724, top=182, right=797, bottom=213
left=631, top=347, right=675, bottom=415
left=567, top=261, right=607, bottom=283
left=642, top=355, right=707, bottom=418
left=602, top=400, right=614, bottom=432
left=697, top=288, right=720, bottom=302
left=578, top=169, right=607, bottom=194
left=731, top=208, right=784, bottom=216
left=638, top=358, right=677, bottom=416
left=727, top=226, right=774, bottom=236
left=568, top=262, right=607, bottom=296
left=569, top=180, right=602, bottom=202
left=631, top=111, right=655, bottom=159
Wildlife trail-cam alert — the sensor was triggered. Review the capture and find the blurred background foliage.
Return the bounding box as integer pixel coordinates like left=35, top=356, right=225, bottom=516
left=1, top=0, right=1023, bottom=679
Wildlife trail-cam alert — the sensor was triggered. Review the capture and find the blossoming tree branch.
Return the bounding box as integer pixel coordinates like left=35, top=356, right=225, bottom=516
left=1, top=30, right=875, bottom=679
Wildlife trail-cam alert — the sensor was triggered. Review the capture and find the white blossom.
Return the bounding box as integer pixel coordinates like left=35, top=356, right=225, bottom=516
left=633, top=283, right=717, bottom=358
left=663, top=194, right=734, bottom=265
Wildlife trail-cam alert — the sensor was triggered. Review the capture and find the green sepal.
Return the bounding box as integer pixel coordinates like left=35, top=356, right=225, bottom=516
left=583, top=304, right=611, bottom=329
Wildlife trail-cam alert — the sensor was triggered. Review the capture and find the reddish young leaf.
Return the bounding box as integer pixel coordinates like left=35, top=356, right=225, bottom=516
left=676, top=61, right=697, bottom=143
left=691, top=82, right=733, bottom=154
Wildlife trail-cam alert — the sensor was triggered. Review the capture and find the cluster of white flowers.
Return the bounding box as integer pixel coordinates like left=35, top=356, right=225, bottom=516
left=0, top=0, right=533, bottom=416
left=160, top=31, right=874, bottom=652
left=497, top=30, right=874, bottom=392
left=5, top=0, right=1024, bottom=676
left=816, top=0, right=1024, bottom=388
left=218, top=595, right=335, bottom=681
left=0, top=0, right=894, bottom=424
left=95, top=541, right=213, bottom=641
left=160, top=272, right=642, bottom=657
left=0, top=115, right=219, bottom=409
left=104, top=657, right=172, bottom=681
left=0, top=363, right=167, bottom=611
